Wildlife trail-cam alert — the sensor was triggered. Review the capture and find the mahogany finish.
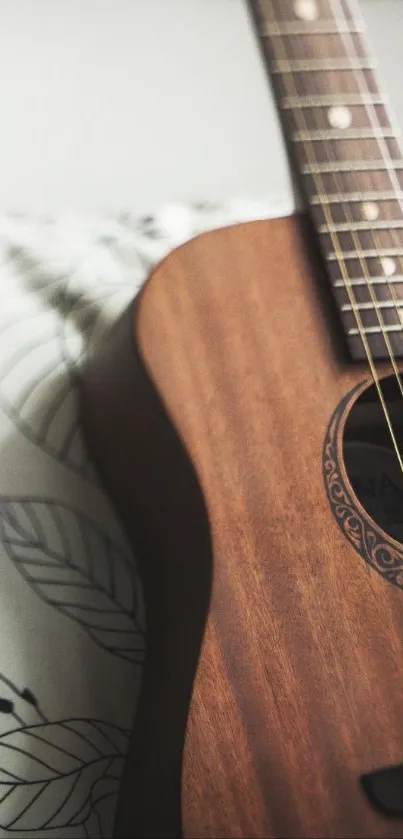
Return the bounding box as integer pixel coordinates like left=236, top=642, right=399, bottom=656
left=81, top=215, right=403, bottom=838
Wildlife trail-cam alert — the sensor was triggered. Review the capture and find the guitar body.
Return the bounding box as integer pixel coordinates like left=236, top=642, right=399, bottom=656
left=81, top=214, right=403, bottom=838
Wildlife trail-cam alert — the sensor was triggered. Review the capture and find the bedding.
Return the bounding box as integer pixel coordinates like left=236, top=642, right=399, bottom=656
left=0, top=197, right=287, bottom=838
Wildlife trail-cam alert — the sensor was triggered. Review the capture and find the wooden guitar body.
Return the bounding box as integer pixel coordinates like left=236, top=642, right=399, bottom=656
left=80, top=214, right=403, bottom=838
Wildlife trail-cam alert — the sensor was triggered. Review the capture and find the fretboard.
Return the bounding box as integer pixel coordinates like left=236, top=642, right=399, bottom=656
left=249, top=0, right=403, bottom=361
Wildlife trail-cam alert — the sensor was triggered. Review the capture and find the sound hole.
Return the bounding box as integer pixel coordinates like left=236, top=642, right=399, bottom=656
left=343, top=374, right=403, bottom=544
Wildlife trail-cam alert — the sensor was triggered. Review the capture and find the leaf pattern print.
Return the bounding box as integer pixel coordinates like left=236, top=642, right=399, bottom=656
left=0, top=498, right=145, bottom=664
left=0, top=718, right=129, bottom=836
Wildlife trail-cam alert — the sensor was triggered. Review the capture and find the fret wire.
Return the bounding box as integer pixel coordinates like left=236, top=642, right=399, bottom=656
left=311, top=191, right=403, bottom=204
left=271, top=58, right=377, bottom=72
left=342, top=299, right=403, bottom=311
left=319, top=221, right=403, bottom=233
left=281, top=94, right=387, bottom=108
left=261, top=22, right=365, bottom=36
left=302, top=161, right=403, bottom=173
left=333, top=276, right=403, bottom=287
left=328, top=248, right=403, bottom=260
left=349, top=324, right=403, bottom=335
left=293, top=129, right=398, bottom=141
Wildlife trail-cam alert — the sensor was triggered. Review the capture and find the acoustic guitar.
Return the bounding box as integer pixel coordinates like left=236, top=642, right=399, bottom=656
left=80, top=0, right=403, bottom=836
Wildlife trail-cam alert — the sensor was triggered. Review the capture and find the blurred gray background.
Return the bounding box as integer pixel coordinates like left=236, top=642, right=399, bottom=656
left=0, top=0, right=400, bottom=213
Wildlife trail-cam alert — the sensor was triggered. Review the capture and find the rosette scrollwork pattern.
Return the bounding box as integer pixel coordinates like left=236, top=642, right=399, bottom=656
left=323, top=386, right=403, bottom=590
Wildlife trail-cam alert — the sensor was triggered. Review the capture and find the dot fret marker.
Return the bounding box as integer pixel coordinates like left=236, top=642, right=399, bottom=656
left=361, top=202, right=380, bottom=222
left=328, top=106, right=352, bottom=130
left=293, top=0, right=319, bottom=21
left=381, top=258, right=397, bottom=277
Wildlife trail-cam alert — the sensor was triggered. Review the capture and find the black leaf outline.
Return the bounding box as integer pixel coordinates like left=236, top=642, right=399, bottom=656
left=0, top=718, right=129, bottom=834
left=0, top=497, right=145, bottom=664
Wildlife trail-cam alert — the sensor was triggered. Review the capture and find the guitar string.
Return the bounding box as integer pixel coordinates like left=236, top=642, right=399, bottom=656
left=292, top=0, right=403, bottom=387
left=292, top=10, right=403, bottom=470
left=264, top=4, right=398, bottom=385
left=264, top=0, right=403, bottom=472
left=264, top=0, right=394, bottom=360
left=329, top=0, right=403, bottom=399
left=298, top=0, right=403, bottom=406
left=334, top=0, right=403, bottom=377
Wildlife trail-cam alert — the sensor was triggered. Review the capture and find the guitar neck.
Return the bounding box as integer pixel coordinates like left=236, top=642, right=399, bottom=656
left=250, top=0, right=403, bottom=361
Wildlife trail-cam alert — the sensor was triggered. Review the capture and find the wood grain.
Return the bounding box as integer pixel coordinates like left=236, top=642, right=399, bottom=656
left=81, top=214, right=403, bottom=838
